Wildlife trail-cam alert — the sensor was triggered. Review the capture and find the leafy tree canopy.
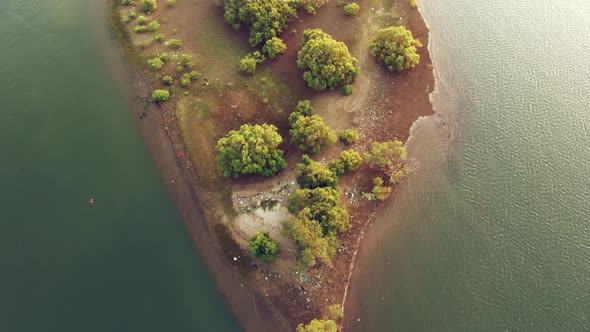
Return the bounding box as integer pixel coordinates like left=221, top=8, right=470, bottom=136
left=263, top=37, right=287, bottom=60
left=296, top=319, right=337, bottom=332
left=141, top=0, right=158, bottom=13
left=340, top=128, right=359, bottom=144
left=364, top=140, right=407, bottom=169
left=249, top=232, right=279, bottom=263
left=238, top=51, right=265, bottom=74
left=215, top=123, right=286, bottom=177
left=286, top=208, right=338, bottom=269
left=343, top=2, right=360, bottom=16
left=290, top=114, right=337, bottom=154
left=296, top=155, right=338, bottom=189
left=369, top=26, right=422, bottom=72
left=297, top=29, right=360, bottom=91
left=329, top=149, right=363, bottom=176
left=151, top=89, right=169, bottom=102
left=287, top=187, right=349, bottom=235
left=223, top=0, right=297, bottom=46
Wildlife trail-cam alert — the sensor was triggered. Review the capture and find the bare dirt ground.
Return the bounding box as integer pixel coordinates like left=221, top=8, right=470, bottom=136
left=114, top=0, right=433, bottom=330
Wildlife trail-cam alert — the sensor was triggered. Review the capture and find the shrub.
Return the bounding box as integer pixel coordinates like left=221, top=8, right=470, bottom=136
left=249, top=232, right=279, bottom=263
left=329, top=150, right=363, bottom=176
left=180, top=53, right=193, bottom=68
left=215, top=124, right=286, bottom=177
left=296, top=155, right=337, bottom=189
left=128, top=11, right=137, bottom=19
left=297, top=29, right=360, bottom=91
left=328, top=304, right=343, bottom=320
left=167, top=39, right=183, bottom=49
left=341, top=84, right=353, bottom=96
left=141, top=0, right=158, bottom=13
left=147, top=20, right=160, bottom=32
left=188, top=71, right=201, bottom=80
left=296, top=319, right=337, bottom=332
left=238, top=51, right=265, bottom=74
left=223, top=0, right=297, bottom=46
left=121, top=0, right=134, bottom=6
left=154, top=33, right=165, bottom=42
left=287, top=188, right=350, bottom=235
left=263, top=37, right=287, bottom=60
left=151, top=89, right=170, bottom=102
left=340, top=128, right=359, bottom=144
left=175, top=65, right=184, bottom=73
left=343, top=2, right=360, bottom=15
left=410, top=0, right=417, bottom=8
left=133, top=25, right=147, bottom=33
left=162, top=76, right=174, bottom=86
left=180, top=74, right=191, bottom=87
left=158, top=52, right=170, bottom=62
left=137, top=15, right=148, bottom=25
left=371, top=177, right=391, bottom=200
left=364, top=140, right=407, bottom=169
left=167, top=0, right=177, bottom=6
left=290, top=114, right=337, bottom=154
left=286, top=210, right=338, bottom=269
left=369, top=26, right=422, bottom=72
left=147, top=57, right=164, bottom=71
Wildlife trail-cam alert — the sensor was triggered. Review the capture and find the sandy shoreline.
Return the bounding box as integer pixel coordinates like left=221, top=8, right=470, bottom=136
left=107, top=0, right=434, bottom=330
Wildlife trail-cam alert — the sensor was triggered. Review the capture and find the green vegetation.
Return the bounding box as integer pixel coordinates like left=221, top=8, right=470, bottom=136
left=296, top=155, right=337, bottom=189
left=128, top=11, right=137, bottom=19
left=134, top=25, right=147, bottom=33
left=162, top=75, right=174, bottom=86
left=328, top=150, right=363, bottom=176
left=158, top=52, right=170, bottom=62
left=154, top=33, right=165, bottom=42
left=328, top=304, right=343, bottom=320
left=181, top=74, right=191, bottom=87
left=364, top=140, right=407, bottom=170
left=249, top=232, right=279, bottom=263
left=137, top=15, right=148, bottom=25
left=289, top=100, right=336, bottom=154
left=298, top=0, right=330, bottom=15
left=410, top=0, right=418, bottom=9
left=369, top=26, right=422, bottom=72
left=238, top=51, right=265, bottom=74
left=297, top=29, right=360, bottom=91
left=166, top=38, right=183, bottom=49
left=122, top=0, right=134, bottom=6
left=180, top=53, right=193, bottom=68
left=343, top=3, right=360, bottom=16
left=147, top=20, right=160, bottom=32
left=215, top=123, right=286, bottom=177
left=223, top=0, right=297, bottom=46
left=263, top=37, right=287, bottom=60
left=296, top=319, right=337, bottom=332
left=167, top=0, right=177, bottom=7
left=370, top=176, right=391, bottom=200
left=141, top=0, right=158, bottom=13
left=151, top=89, right=170, bottom=102
left=341, top=84, right=353, bottom=96
left=147, top=57, right=164, bottom=71
left=340, top=128, right=359, bottom=145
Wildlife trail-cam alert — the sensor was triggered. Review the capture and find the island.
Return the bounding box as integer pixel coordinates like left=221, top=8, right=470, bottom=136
left=110, top=0, right=434, bottom=330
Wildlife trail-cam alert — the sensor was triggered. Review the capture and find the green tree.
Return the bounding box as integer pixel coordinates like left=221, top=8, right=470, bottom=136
left=369, top=26, right=422, bottom=72
left=249, top=232, right=279, bottom=263
left=263, top=37, right=287, bottom=60
left=340, top=128, right=359, bottom=144
left=328, top=304, right=343, bottom=320
left=151, top=89, right=170, bottom=102
left=167, top=38, right=183, bottom=49
left=147, top=20, right=160, bottom=31
left=238, top=51, right=265, bottom=74
left=297, top=29, right=360, bottom=91
left=371, top=176, right=392, bottom=200
left=329, top=150, right=363, bottom=176
left=167, top=0, right=177, bottom=6
left=341, top=84, right=353, bottom=96
left=290, top=114, right=337, bottom=154
left=364, top=140, right=407, bottom=169
left=141, top=0, right=158, bottom=13
left=215, top=123, right=286, bottom=177
left=287, top=187, right=349, bottom=235
left=223, top=0, right=297, bottom=46
left=162, top=75, right=174, bottom=86
left=296, top=319, right=337, bottom=332
left=343, top=2, right=360, bottom=16
left=137, top=15, right=148, bottom=25
left=298, top=0, right=330, bottom=14
left=147, top=57, right=164, bottom=71
left=296, top=155, right=338, bottom=189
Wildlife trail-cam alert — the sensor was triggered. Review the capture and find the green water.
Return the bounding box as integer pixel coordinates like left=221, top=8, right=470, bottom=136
left=0, top=1, right=239, bottom=331
left=349, top=0, right=590, bottom=330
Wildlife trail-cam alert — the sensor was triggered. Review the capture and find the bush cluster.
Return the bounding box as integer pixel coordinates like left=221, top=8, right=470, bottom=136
left=296, top=319, right=337, bottom=332
left=369, top=26, right=422, bottom=72
left=151, top=89, right=170, bottom=102
left=328, top=150, right=363, bottom=176
left=215, top=124, right=286, bottom=177
left=141, top=0, right=158, bottom=13
left=238, top=51, right=265, bottom=74
left=166, top=38, right=183, bottom=49
left=249, top=232, right=279, bottom=263
left=339, top=128, right=359, bottom=144
left=297, top=29, right=360, bottom=91
left=343, top=2, right=360, bottom=16
left=289, top=100, right=336, bottom=154
left=262, top=37, right=287, bottom=60
left=147, top=57, right=164, bottom=71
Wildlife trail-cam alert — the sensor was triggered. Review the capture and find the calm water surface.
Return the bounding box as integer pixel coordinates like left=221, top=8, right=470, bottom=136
left=350, top=0, right=590, bottom=331
left=0, top=1, right=239, bottom=331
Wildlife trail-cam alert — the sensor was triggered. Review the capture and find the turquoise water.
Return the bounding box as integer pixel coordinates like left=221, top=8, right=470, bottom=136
left=0, top=1, right=239, bottom=331
left=349, top=0, right=590, bottom=330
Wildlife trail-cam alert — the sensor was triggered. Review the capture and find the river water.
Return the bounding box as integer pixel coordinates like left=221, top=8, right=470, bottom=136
left=349, top=0, right=590, bottom=331
left=0, top=1, right=239, bottom=331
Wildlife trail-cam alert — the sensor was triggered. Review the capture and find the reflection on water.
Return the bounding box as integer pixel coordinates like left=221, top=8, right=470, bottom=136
left=348, top=0, right=590, bottom=331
